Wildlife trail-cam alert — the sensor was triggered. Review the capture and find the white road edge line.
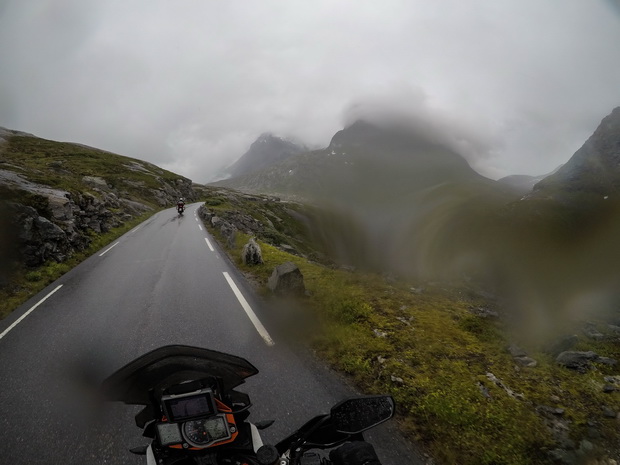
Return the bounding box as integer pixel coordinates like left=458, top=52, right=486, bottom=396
left=0, top=285, right=63, bottom=341
left=198, top=225, right=203, bottom=231
left=223, top=272, right=275, bottom=346
left=130, top=225, right=141, bottom=233
left=99, top=242, right=120, bottom=256
left=195, top=217, right=198, bottom=222
left=204, top=237, right=214, bottom=251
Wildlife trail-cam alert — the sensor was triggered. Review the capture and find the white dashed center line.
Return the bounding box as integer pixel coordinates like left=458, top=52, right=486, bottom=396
left=0, top=285, right=63, bottom=341
left=99, top=242, right=119, bottom=256
left=204, top=237, right=214, bottom=251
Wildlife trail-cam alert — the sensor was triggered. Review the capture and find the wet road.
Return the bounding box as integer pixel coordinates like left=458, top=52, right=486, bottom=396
left=0, top=203, right=424, bottom=464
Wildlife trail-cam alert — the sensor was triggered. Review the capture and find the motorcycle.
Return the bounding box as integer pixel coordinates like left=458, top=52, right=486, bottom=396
left=102, top=345, right=394, bottom=465
left=177, top=203, right=185, bottom=215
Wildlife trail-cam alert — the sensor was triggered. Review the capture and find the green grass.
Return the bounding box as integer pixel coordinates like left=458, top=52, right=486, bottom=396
left=203, top=198, right=620, bottom=465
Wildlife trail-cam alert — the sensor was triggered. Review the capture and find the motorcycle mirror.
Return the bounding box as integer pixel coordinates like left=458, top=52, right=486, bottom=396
left=330, top=396, right=395, bottom=435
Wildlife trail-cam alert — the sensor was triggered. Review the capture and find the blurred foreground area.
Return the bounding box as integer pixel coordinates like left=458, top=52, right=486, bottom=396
left=300, top=180, right=620, bottom=345
left=214, top=112, right=620, bottom=345
left=202, top=185, right=620, bottom=465
left=405, top=190, right=620, bottom=343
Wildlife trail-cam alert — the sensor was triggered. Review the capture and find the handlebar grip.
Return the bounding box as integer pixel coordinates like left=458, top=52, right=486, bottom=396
left=256, top=445, right=280, bottom=465
left=329, top=441, right=382, bottom=465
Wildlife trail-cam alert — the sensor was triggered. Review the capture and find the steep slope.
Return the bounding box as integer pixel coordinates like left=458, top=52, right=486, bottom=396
left=532, top=106, right=620, bottom=200
left=0, top=127, right=195, bottom=269
left=225, top=133, right=306, bottom=178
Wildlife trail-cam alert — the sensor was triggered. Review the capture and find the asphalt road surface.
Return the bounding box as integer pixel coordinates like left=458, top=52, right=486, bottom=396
left=0, top=204, right=425, bottom=465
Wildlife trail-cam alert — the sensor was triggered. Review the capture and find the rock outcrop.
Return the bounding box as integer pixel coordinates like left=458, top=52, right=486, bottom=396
left=2, top=175, right=193, bottom=268
left=12, top=204, right=70, bottom=266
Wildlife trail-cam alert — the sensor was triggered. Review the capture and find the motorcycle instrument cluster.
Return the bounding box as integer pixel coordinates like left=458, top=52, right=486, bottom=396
left=105, top=345, right=393, bottom=464
left=182, top=415, right=231, bottom=447
left=157, top=388, right=236, bottom=449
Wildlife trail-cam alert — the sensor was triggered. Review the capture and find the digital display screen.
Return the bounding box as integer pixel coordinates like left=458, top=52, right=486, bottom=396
left=163, top=391, right=216, bottom=422
left=205, top=416, right=229, bottom=440
left=157, top=423, right=182, bottom=446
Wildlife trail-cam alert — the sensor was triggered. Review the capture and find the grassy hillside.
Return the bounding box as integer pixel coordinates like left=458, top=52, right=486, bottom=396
left=201, top=187, right=620, bottom=465
left=0, top=133, right=191, bottom=207
left=0, top=129, right=196, bottom=318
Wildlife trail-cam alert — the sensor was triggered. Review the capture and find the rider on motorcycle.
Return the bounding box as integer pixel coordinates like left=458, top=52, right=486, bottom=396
left=177, top=198, right=185, bottom=212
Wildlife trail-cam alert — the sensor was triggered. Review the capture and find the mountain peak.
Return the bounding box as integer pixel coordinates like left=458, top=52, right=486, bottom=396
left=533, top=106, right=620, bottom=197
left=256, top=132, right=279, bottom=142
left=327, top=119, right=480, bottom=178
left=586, top=106, right=620, bottom=152
left=329, top=120, right=396, bottom=149
left=226, top=132, right=306, bottom=178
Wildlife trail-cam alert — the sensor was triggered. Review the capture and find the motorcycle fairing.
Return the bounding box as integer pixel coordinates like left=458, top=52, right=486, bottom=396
left=102, top=345, right=258, bottom=405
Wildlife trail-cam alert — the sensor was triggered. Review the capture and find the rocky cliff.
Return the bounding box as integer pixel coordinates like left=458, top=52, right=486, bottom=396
left=0, top=127, right=195, bottom=269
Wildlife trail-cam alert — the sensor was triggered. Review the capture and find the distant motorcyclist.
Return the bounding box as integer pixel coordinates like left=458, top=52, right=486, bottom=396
left=177, top=198, right=185, bottom=213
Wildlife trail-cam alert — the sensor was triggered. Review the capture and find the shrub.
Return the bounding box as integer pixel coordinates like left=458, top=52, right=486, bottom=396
left=25, top=271, right=42, bottom=282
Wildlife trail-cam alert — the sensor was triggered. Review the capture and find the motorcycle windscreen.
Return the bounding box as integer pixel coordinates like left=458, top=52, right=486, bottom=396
left=102, top=345, right=258, bottom=405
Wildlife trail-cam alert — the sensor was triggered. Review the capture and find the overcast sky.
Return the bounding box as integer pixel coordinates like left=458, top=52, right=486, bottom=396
left=1, top=0, right=619, bottom=182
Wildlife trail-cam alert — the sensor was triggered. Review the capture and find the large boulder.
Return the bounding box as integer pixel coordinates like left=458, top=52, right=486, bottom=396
left=267, top=262, right=305, bottom=296
left=198, top=206, right=215, bottom=223
left=556, top=351, right=598, bottom=372
left=556, top=351, right=617, bottom=373
left=241, top=237, right=262, bottom=265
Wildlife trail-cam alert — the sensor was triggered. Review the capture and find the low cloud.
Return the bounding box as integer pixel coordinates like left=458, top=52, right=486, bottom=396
left=341, top=86, right=502, bottom=177
left=1, top=0, right=619, bottom=182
